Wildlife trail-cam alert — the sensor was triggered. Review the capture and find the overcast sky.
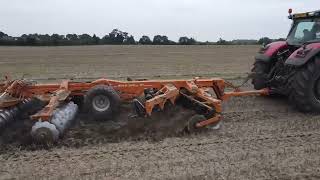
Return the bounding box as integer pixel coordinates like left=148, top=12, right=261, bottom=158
left=0, top=0, right=318, bottom=41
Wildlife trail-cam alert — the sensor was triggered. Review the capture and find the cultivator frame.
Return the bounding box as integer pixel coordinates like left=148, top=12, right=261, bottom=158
left=0, top=77, right=269, bottom=143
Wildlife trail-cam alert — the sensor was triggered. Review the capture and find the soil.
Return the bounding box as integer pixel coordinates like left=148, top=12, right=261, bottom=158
left=0, top=45, right=320, bottom=180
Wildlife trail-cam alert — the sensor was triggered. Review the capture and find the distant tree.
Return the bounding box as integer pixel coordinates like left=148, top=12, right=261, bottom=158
left=0, top=31, right=8, bottom=39
left=66, top=34, right=78, bottom=41
left=3, top=30, right=276, bottom=46
left=125, top=35, right=136, bottom=44
left=273, top=38, right=286, bottom=42
left=139, top=35, right=152, bottom=44
left=0, top=31, right=12, bottom=45
left=178, top=36, right=196, bottom=45
left=231, top=39, right=258, bottom=45
left=189, top=38, right=196, bottom=45
left=27, top=35, right=37, bottom=45
left=101, top=29, right=135, bottom=45
left=153, top=35, right=169, bottom=45
left=179, top=37, right=188, bottom=44
left=216, top=38, right=231, bottom=45
left=109, top=29, right=125, bottom=44
left=36, top=34, right=51, bottom=45
left=92, top=34, right=100, bottom=44
left=78, top=34, right=93, bottom=45
left=51, top=34, right=64, bottom=45
left=258, top=37, right=272, bottom=45
left=101, top=34, right=111, bottom=44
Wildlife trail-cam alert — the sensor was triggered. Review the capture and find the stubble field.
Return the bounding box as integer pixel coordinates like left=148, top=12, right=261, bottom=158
left=0, top=45, right=320, bottom=180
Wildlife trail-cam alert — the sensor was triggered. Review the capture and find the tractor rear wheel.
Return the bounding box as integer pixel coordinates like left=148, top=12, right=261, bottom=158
left=83, top=85, right=120, bottom=120
left=289, top=57, right=320, bottom=112
left=251, top=61, right=270, bottom=90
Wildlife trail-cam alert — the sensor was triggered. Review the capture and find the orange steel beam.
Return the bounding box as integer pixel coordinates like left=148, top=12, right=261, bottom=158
left=1, top=78, right=226, bottom=101
left=31, top=80, right=71, bottom=121
left=222, top=88, right=269, bottom=101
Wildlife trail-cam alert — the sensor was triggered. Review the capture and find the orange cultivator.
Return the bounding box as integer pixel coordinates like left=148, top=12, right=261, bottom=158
left=0, top=77, right=269, bottom=143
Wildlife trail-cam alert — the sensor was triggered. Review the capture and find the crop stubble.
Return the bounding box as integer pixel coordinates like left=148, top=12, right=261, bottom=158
left=0, top=45, right=319, bottom=180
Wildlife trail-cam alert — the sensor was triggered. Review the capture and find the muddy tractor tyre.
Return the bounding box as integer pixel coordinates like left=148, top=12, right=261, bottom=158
left=83, top=85, right=121, bottom=121
left=251, top=61, right=270, bottom=90
left=289, top=58, right=320, bottom=112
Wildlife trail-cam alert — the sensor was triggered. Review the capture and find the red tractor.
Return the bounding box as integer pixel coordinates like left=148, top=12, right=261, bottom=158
left=252, top=9, right=320, bottom=112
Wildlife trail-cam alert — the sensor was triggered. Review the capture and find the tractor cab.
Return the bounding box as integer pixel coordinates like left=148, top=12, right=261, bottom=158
left=287, top=10, right=320, bottom=46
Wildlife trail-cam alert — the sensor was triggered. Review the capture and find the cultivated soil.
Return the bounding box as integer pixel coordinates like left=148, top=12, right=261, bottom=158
left=0, top=45, right=320, bottom=180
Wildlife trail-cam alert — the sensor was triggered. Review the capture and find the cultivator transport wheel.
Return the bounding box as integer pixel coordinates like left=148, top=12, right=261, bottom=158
left=83, top=85, right=121, bottom=121
left=31, top=102, right=78, bottom=143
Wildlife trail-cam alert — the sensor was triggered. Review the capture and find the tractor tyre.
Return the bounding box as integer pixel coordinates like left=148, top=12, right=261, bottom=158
left=83, top=85, right=121, bottom=121
left=251, top=61, right=270, bottom=90
left=288, top=57, right=320, bottom=112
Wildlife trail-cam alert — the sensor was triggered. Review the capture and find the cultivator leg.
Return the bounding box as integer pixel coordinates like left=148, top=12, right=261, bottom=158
left=132, top=84, right=224, bottom=132
left=132, top=80, right=269, bottom=132
left=179, top=87, right=223, bottom=131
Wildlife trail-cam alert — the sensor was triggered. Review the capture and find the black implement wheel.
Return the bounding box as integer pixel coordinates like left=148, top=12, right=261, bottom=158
left=83, top=85, right=120, bottom=120
left=251, top=61, right=270, bottom=90
left=185, top=114, right=206, bottom=133
left=289, top=57, right=320, bottom=112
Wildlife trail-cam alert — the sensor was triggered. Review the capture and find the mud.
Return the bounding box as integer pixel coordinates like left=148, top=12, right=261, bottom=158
left=1, top=94, right=320, bottom=180
left=0, top=103, right=196, bottom=151
left=0, top=46, right=320, bottom=179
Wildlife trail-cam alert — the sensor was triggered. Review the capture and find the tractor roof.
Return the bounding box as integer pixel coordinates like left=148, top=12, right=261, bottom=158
left=289, top=10, right=320, bottom=20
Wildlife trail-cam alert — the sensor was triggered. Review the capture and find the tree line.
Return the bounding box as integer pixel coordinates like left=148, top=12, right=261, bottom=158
left=0, top=29, right=284, bottom=46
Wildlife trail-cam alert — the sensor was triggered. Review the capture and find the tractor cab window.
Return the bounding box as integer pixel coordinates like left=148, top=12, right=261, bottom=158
left=287, top=18, right=320, bottom=45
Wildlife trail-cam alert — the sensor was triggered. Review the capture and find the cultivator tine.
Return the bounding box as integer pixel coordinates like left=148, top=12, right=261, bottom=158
left=195, top=114, right=222, bottom=128
left=180, top=86, right=224, bottom=130
left=144, top=84, right=179, bottom=116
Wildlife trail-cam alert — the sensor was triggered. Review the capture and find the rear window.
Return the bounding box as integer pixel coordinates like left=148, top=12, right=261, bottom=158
left=287, top=18, right=320, bottom=45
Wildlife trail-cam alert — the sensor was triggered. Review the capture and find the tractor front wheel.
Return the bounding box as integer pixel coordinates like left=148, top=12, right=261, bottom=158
left=289, top=57, right=320, bottom=112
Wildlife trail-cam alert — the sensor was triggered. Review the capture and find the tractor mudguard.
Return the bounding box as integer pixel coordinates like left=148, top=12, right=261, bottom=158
left=285, top=43, right=320, bottom=66
left=255, top=41, right=288, bottom=62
